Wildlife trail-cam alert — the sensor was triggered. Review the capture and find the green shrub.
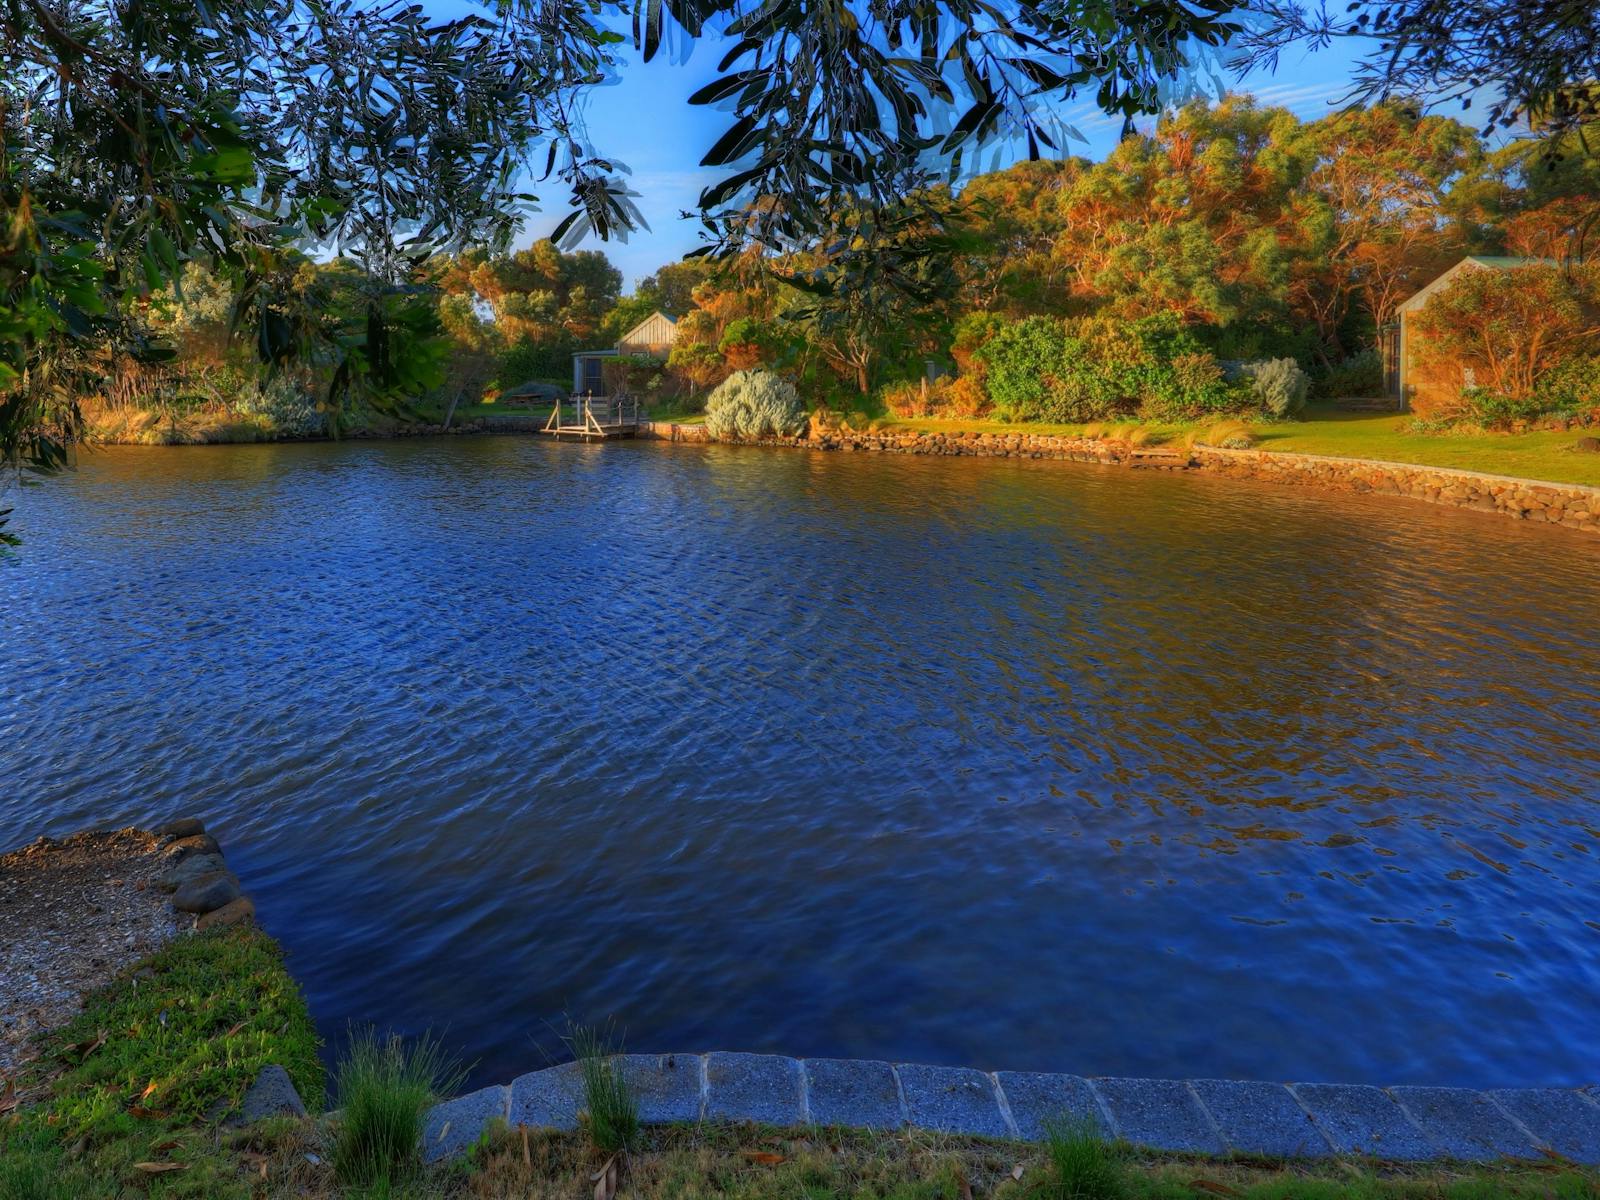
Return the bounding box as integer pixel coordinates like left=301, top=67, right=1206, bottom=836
left=1237, top=356, right=1311, bottom=418
left=1535, top=356, right=1600, bottom=415
left=1314, top=348, right=1384, bottom=399
left=716, top=317, right=794, bottom=370
left=950, top=310, right=1008, bottom=372
left=976, top=316, right=1125, bottom=422
left=236, top=375, right=325, bottom=436
left=332, top=1029, right=465, bottom=1188
left=1460, top=387, right=1549, bottom=430
left=1135, top=347, right=1240, bottom=421
left=704, top=369, right=806, bottom=438
left=979, top=313, right=1246, bottom=423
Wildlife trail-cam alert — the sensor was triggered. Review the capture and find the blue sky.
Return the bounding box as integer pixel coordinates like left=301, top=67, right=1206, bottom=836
left=459, top=9, right=1372, bottom=290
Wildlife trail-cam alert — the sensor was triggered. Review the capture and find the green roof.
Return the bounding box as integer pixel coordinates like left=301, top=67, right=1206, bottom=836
left=1398, top=256, right=1560, bottom=314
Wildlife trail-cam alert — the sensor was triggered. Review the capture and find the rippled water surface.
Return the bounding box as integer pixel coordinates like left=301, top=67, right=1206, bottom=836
left=4, top=437, right=1600, bottom=1088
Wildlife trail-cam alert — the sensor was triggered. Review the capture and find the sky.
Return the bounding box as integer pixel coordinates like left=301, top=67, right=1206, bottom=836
left=440, top=7, right=1373, bottom=291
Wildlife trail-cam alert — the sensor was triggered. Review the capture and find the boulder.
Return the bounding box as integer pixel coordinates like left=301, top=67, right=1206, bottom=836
left=1574, top=436, right=1600, bottom=454
left=230, top=1065, right=307, bottom=1125
left=157, top=817, right=206, bottom=838
left=163, top=833, right=222, bottom=863
left=172, top=871, right=241, bottom=914
left=157, top=852, right=228, bottom=892
left=197, top=896, right=256, bottom=931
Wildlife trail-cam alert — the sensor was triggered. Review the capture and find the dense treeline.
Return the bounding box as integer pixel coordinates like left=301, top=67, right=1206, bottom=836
left=641, top=97, right=1600, bottom=426
left=55, top=96, right=1600, bottom=446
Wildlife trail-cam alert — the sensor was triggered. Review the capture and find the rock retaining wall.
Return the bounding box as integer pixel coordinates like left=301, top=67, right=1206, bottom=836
left=1190, top=447, right=1599, bottom=532
left=636, top=422, right=1600, bottom=534
left=424, top=1053, right=1600, bottom=1164
left=154, top=817, right=256, bottom=930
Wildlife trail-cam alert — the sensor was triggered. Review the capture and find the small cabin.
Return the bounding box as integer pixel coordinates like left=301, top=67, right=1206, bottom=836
left=1390, top=256, right=1553, bottom=412
left=571, top=311, right=679, bottom=395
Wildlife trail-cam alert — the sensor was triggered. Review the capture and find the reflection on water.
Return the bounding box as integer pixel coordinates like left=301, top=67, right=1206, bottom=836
left=3, top=437, right=1599, bottom=1088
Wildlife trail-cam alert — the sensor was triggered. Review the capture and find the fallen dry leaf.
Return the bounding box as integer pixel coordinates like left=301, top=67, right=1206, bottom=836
left=1011, top=1164, right=1025, bottom=1181
left=1191, top=1180, right=1242, bottom=1197
left=133, top=1162, right=187, bottom=1174
left=74, top=1030, right=108, bottom=1062
left=522, top=1124, right=532, bottom=1169
left=152, top=1140, right=181, bottom=1153
left=223, top=1021, right=247, bottom=1039
left=743, top=1151, right=786, bottom=1165
left=591, top=1152, right=621, bottom=1200
left=128, top=1105, right=171, bottom=1120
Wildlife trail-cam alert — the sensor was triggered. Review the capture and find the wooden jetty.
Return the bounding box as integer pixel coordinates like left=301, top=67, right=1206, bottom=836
left=541, top=394, right=642, bottom=440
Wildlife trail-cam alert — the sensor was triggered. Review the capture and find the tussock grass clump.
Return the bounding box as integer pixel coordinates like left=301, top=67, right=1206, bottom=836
left=1035, top=1117, right=1127, bottom=1199
left=1190, top=417, right=1258, bottom=449
left=568, top=1022, right=639, bottom=1154
left=333, top=1029, right=465, bottom=1189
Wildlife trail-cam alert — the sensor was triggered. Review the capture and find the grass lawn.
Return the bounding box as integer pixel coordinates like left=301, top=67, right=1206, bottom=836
left=411, top=1122, right=1600, bottom=1200
left=882, top=407, right=1600, bottom=488
left=455, top=402, right=553, bottom=423
left=1258, top=410, right=1600, bottom=487
left=0, top=925, right=321, bottom=1199
left=637, top=404, right=706, bottom=424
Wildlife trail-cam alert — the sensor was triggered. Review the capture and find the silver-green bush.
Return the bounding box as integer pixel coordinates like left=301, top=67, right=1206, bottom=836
left=1238, top=357, right=1310, bottom=418
left=704, top=369, right=806, bottom=439
left=236, top=376, right=325, bottom=436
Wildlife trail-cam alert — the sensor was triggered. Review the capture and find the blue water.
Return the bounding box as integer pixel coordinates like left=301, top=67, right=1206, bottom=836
left=4, top=436, right=1599, bottom=1088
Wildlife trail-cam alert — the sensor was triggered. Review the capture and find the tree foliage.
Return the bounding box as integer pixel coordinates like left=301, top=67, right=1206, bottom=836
left=1239, top=0, right=1600, bottom=143
left=1410, top=264, right=1600, bottom=406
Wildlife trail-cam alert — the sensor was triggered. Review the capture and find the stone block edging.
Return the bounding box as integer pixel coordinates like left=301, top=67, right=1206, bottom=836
left=421, top=1056, right=1600, bottom=1166
left=635, top=421, right=1600, bottom=533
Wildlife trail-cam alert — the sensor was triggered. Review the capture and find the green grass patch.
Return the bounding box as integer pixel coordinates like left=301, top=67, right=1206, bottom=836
left=458, top=402, right=556, bottom=423
left=0, top=924, right=320, bottom=1198
left=642, top=404, right=707, bottom=424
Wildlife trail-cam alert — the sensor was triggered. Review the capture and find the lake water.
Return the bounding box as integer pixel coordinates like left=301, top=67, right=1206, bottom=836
left=4, top=436, right=1599, bottom=1089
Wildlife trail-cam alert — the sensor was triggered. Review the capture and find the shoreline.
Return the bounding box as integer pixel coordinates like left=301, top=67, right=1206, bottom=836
left=636, top=420, right=1600, bottom=534
left=79, top=414, right=1600, bottom=534
left=12, top=825, right=1600, bottom=1177
left=0, top=819, right=255, bottom=1074
left=424, top=1052, right=1600, bottom=1165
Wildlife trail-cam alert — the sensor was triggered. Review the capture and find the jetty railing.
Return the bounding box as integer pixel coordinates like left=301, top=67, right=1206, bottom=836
left=542, top=393, right=641, bottom=439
